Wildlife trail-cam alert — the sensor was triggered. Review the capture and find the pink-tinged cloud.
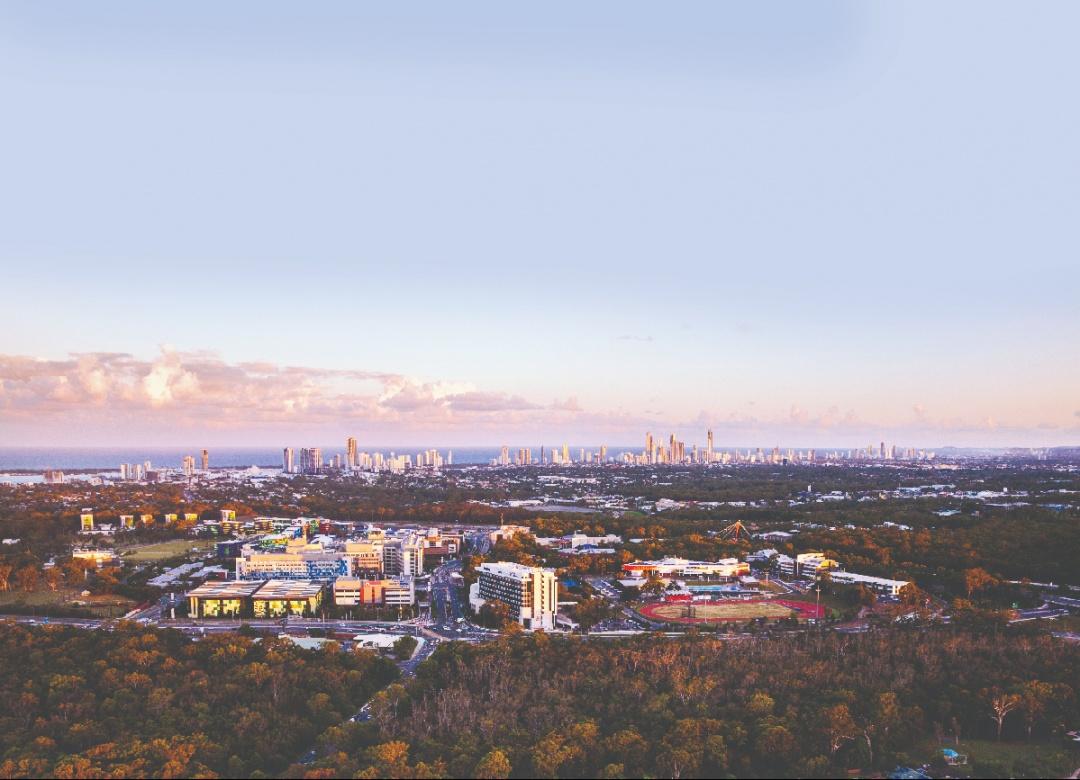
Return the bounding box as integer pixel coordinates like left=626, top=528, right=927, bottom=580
left=0, top=349, right=641, bottom=445
left=0, top=349, right=1077, bottom=447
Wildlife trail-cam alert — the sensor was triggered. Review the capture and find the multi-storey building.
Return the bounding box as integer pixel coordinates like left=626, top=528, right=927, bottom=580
left=776, top=552, right=839, bottom=578
left=333, top=576, right=415, bottom=607
left=235, top=539, right=350, bottom=580
left=299, top=447, right=322, bottom=475
left=382, top=534, right=424, bottom=576
left=345, top=540, right=384, bottom=578
left=470, top=561, right=558, bottom=630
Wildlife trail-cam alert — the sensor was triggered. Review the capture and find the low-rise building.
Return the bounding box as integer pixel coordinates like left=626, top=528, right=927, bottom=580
left=187, top=580, right=264, bottom=618
left=333, top=576, right=415, bottom=606
left=251, top=579, right=325, bottom=617
left=622, top=557, right=750, bottom=580
left=72, top=548, right=120, bottom=567
left=829, top=570, right=911, bottom=596
left=488, top=524, right=530, bottom=544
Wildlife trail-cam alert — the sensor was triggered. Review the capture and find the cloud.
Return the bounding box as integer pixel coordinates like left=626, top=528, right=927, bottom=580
left=550, top=396, right=582, bottom=413
left=1, top=349, right=1075, bottom=448
left=445, top=392, right=540, bottom=413
left=616, top=334, right=653, bottom=343
left=0, top=349, right=608, bottom=443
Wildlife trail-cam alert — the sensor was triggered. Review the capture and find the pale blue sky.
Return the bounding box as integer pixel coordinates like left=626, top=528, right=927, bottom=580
left=0, top=2, right=1077, bottom=447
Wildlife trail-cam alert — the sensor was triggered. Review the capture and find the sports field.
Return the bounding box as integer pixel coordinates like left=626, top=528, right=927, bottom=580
left=639, top=598, right=824, bottom=624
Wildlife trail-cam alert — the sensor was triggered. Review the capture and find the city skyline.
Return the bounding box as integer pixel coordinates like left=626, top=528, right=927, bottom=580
left=1, top=2, right=1078, bottom=448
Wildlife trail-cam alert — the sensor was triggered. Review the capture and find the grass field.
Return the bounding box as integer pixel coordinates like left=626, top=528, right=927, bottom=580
left=755, top=579, right=788, bottom=594
left=0, top=588, right=136, bottom=618
left=641, top=599, right=796, bottom=624
left=118, top=539, right=216, bottom=562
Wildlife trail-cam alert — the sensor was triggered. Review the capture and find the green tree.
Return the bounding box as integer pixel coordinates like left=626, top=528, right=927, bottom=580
left=393, top=635, right=418, bottom=660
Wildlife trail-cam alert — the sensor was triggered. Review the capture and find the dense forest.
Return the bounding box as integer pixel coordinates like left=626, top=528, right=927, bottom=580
left=297, top=629, right=1080, bottom=779
left=0, top=623, right=398, bottom=778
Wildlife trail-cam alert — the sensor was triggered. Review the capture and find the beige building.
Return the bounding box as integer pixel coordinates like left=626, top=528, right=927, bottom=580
left=333, top=576, right=415, bottom=606
left=470, top=561, right=558, bottom=630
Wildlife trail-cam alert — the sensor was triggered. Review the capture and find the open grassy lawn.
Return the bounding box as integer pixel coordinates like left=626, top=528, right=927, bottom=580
left=0, top=588, right=136, bottom=618
left=756, top=578, right=788, bottom=594
left=118, top=538, right=216, bottom=562
left=909, top=737, right=1079, bottom=779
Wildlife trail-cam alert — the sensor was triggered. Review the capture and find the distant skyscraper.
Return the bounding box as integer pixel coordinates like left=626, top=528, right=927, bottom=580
left=645, top=432, right=654, bottom=463
left=182, top=454, right=195, bottom=477
left=283, top=447, right=294, bottom=474
left=201, top=449, right=209, bottom=471
left=346, top=437, right=358, bottom=469
left=300, top=447, right=322, bottom=475
left=706, top=429, right=714, bottom=463
left=562, top=443, right=570, bottom=464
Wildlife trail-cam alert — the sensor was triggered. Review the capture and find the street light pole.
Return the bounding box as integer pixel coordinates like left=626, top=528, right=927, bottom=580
left=815, top=584, right=821, bottom=631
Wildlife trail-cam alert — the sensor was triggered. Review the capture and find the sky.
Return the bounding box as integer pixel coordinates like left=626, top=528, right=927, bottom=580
left=0, top=2, right=1078, bottom=449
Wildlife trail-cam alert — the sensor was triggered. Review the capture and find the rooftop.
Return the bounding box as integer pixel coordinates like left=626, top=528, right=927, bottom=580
left=186, top=580, right=264, bottom=599
left=252, top=580, right=325, bottom=600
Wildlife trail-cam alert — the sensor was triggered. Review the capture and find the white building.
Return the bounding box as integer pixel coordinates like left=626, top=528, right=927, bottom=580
left=777, top=552, right=838, bottom=578
left=829, top=570, right=911, bottom=597
left=383, top=533, right=424, bottom=576
left=469, top=561, right=558, bottom=630
left=622, top=557, right=750, bottom=579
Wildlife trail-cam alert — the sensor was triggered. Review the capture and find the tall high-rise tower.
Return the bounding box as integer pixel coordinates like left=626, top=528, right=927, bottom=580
left=646, top=432, right=654, bottom=463
left=283, top=447, right=294, bottom=474
left=346, top=437, right=358, bottom=469
left=706, top=429, right=714, bottom=463
left=201, top=449, right=209, bottom=472
left=300, top=447, right=322, bottom=474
